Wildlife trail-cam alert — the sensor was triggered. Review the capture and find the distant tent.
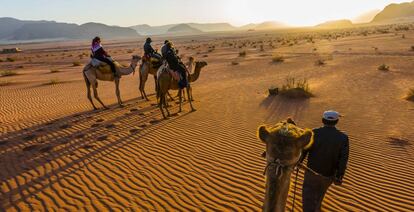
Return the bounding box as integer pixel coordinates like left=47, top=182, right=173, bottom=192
left=1, top=48, right=22, bottom=54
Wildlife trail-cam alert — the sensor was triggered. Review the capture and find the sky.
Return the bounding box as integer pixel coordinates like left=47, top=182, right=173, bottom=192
left=0, top=0, right=409, bottom=27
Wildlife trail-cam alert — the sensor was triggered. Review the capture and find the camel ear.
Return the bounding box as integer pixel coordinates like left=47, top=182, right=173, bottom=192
left=286, top=118, right=296, bottom=125
left=258, top=125, right=270, bottom=143
left=297, top=129, right=314, bottom=150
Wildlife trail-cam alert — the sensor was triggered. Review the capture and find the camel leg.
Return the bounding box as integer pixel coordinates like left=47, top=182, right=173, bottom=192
left=115, top=78, right=123, bottom=106
left=167, top=91, right=174, bottom=101
left=83, top=73, right=97, bottom=110
left=163, top=94, right=171, bottom=117
left=159, top=94, right=167, bottom=119
left=178, top=88, right=183, bottom=113
left=139, top=64, right=150, bottom=101
left=189, top=86, right=194, bottom=101
left=92, top=82, right=107, bottom=109
left=187, top=86, right=195, bottom=111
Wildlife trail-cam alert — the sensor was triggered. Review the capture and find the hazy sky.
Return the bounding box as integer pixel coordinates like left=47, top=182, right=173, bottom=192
left=0, top=0, right=409, bottom=26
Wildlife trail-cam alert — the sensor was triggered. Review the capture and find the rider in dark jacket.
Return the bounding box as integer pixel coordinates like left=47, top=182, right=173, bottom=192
left=164, top=41, right=188, bottom=89
left=143, top=37, right=161, bottom=60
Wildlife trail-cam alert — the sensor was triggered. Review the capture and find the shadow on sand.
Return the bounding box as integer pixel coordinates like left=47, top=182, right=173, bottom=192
left=0, top=96, right=191, bottom=209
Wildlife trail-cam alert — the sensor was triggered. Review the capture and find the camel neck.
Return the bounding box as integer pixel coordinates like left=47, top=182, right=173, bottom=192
left=264, top=165, right=294, bottom=212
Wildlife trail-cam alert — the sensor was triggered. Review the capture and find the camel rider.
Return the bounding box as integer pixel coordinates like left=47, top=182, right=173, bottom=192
left=143, top=37, right=161, bottom=62
left=91, top=36, right=118, bottom=77
left=161, top=40, right=170, bottom=58
left=300, top=111, right=349, bottom=212
left=164, top=41, right=188, bottom=89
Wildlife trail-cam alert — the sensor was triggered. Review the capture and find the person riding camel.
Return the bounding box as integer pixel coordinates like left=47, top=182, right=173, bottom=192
left=143, top=37, right=162, bottom=63
left=164, top=41, right=188, bottom=89
left=91, top=36, right=118, bottom=77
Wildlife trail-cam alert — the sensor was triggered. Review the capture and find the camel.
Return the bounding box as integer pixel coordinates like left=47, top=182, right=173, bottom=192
left=82, top=55, right=141, bottom=110
left=257, top=118, right=314, bottom=212
left=176, top=60, right=205, bottom=101
left=138, top=59, right=159, bottom=101
left=157, top=61, right=208, bottom=119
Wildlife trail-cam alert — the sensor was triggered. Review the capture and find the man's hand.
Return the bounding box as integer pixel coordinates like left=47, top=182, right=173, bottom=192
left=333, top=177, right=343, bottom=185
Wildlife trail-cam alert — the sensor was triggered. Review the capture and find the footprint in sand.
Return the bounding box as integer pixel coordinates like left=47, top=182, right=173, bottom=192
left=82, top=144, right=96, bottom=149
left=96, top=119, right=105, bottom=123
left=39, top=145, right=53, bottom=153
left=97, top=135, right=108, bottom=141
left=36, top=128, right=45, bottom=132
left=73, top=114, right=81, bottom=118
left=130, top=108, right=139, bottom=112
left=23, top=134, right=36, bottom=141
left=129, top=128, right=140, bottom=134
left=23, top=144, right=40, bottom=151
left=149, top=119, right=160, bottom=125
left=60, top=124, right=71, bottom=129
left=91, top=124, right=100, bottom=128
left=75, top=134, right=85, bottom=139
left=105, top=124, right=116, bottom=129
left=139, top=124, right=148, bottom=128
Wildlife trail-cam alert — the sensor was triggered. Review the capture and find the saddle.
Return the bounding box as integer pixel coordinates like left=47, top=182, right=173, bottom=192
left=90, top=58, right=120, bottom=74
left=143, top=55, right=163, bottom=69
left=157, top=62, right=181, bottom=81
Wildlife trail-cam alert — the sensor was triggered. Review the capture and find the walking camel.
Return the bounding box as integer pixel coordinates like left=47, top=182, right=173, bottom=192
left=157, top=61, right=208, bottom=118
left=83, top=55, right=141, bottom=110
left=138, top=60, right=159, bottom=101
left=257, top=118, right=314, bottom=212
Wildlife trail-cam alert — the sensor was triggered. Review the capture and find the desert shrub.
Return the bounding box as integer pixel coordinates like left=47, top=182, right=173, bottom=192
left=231, top=61, right=239, bottom=65
left=50, top=68, right=60, bottom=73
left=43, top=79, right=61, bottom=85
left=1, top=70, right=17, bottom=77
left=405, top=88, right=414, bottom=101
left=127, top=49, right=134, bottom=53
left=239, top=51, right=247, bottom=57
left=6, top=57, right=16, bottom=62
left=410, top=46, right=414, bottom=51
left=272, top=55, right=284, bottom=63
left=378, top=64, right=390, bottom=71
left=315, top=59, right=326, bottom=66
left=203, top=55, right=208, bottom=58
left=279, top=77, right=313, bottom=98
left=0, top=81, right=11, bottom=86
left=72, top=61, right=81, bottom=66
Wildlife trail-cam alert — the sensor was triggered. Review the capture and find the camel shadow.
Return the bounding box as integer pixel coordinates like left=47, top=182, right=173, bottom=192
left=0, top=97, right=191, bottom=209
left=259, top=95, right=310, bottom=122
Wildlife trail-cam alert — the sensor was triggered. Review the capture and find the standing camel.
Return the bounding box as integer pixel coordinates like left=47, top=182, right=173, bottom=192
left=138, top=60, right=159, bottom=101
left=157, top=61, right=208, bottom=118
left=83, top=55, right=141, bottom=110
left=257, top=118, right=314, bottom=212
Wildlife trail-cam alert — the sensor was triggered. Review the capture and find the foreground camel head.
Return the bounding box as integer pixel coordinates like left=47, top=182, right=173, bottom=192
left=195, top=61, right=208, bottom=70
left=257, top=118, right=314, bottom=212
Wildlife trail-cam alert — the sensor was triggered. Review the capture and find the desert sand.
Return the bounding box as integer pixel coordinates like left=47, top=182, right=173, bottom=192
left=1, top=27, right=414, bottom=211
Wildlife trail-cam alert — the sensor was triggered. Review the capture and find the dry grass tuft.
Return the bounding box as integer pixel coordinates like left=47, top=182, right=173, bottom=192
left=378, top=64, right=390, bottom=71
left=43, top=79, right=61, bottom=85
left=405, top=88, right=414, bottom=101
left=72, top=61, right=82, bottom=66
left=315, top=59, right=326, bottom=66
left=279, top=77, right=313, bottom=98
left=272, top=55, right=284, bottom=63
left=1, top=70, right=18, bottom=77
left=231, top=61, right=239, bottom=65
left=50, top=68, right=60, bottom=73
left=239, top=51, right=247, bottom=57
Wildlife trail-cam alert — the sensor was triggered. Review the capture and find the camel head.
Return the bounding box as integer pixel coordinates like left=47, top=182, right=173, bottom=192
left=131, top=55, right=141, bottom=66
left=195, top=61, right=208, bottom=70
left=258, top=118, right=314, bottom=212
left=258, top=118, right=313, bottom=166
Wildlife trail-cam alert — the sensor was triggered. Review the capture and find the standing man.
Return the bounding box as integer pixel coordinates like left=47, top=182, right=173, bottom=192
left=301, top=110, right=349, bottom=212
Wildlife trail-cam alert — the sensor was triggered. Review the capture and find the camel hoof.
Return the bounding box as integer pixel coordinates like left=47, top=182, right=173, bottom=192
left=119, top=104, right=125, bottom=108
left=191, top=108, right=197, bottom=112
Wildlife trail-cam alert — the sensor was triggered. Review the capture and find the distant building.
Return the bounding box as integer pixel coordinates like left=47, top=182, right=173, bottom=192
left=1, top=48, right=22, bottom=54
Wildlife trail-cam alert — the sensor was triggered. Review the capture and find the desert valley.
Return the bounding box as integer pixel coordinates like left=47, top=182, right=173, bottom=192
left=1, top=1, right=414, bottom=211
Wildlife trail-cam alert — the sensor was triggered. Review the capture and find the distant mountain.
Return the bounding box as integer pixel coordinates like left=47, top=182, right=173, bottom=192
left=0, top=17, right=139, bottom=41
left=130, top=22, right=236, bottom=35
left=353, top=10, right=381, bottom=23
left=239, top=21, right=288, bottom=31
left=316, top=19, right=354, bottom=28
left=372, top=1, right=414, bottom=23
left=166, top=24, right=203, bottom=35
left=187, top=23, right=236, bottom=32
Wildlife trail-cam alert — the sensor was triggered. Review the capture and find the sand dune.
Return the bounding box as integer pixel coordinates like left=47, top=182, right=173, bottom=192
left=1, top=28, right=414, bottom=211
